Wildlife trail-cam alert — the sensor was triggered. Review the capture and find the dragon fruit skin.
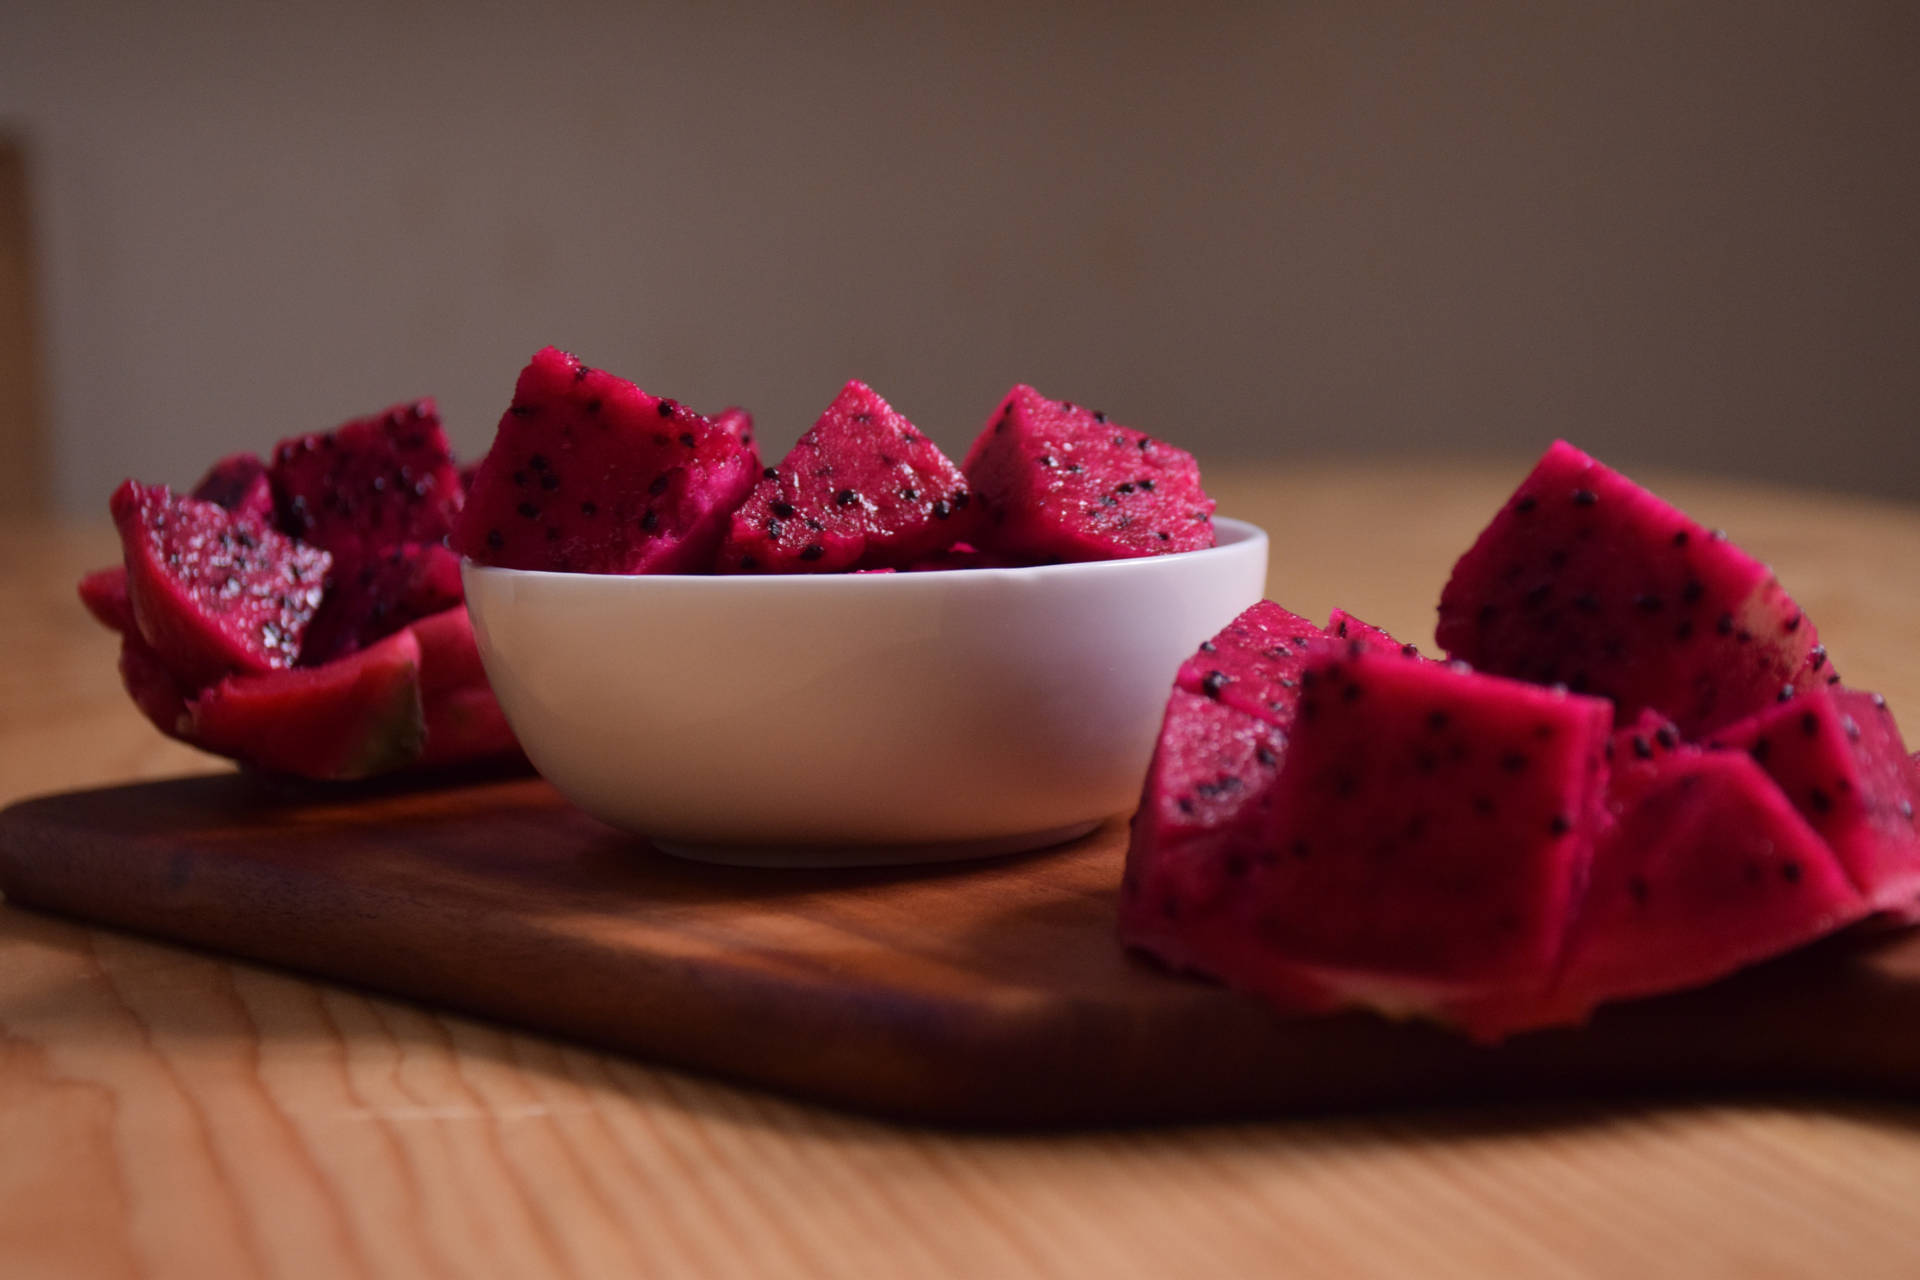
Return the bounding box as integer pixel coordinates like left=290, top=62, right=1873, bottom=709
left=715, top=381, right=979, bottom=573
left=1436, top=441, right=1822, bottom=736
left=270, top=400, right=463, bottom=558
left=1707, top=687, right=1920, bottom=911
left=110, top=481, right=331, bottom=690
left=187, top=628, right=426, bottom=780
left=963, top=385, right=1216, bottom=562
left=190, top=452, right=276, bottom=524
left=452, top=347, right=757, bottom=574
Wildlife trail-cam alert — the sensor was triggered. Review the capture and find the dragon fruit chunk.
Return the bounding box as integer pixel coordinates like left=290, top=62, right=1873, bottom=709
left=1436, top=441, right=1821, bottom=736
left=187, top=628, right=426, bottom=780
left=1707, top=687, right=1920, bottom=911
left=716, top=381, right=979, bottom=573
left=453, top=347, right=757, bottom=574
left=1173, top=600, right=1327, bottom=727
left=190, top=452, right=276, bottom=523
left=1124, top=643, right=1615, bottom=1033
left=1539, top=749, right=1867, bottom=1031
left=110, top=481, right=330, bottom=689
left=299, top=541, right=465, bottom=665
left=271, top=400, right=463, bottom=557
left=963, top=385, right=1215, bottom=562
left=1121, top=689, right=1289, bottom=942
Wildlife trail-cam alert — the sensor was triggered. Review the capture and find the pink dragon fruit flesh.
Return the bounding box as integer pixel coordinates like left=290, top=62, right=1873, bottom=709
left=1437, top=441, right=1823, bottom=736
left=964, top=384, right=1216, bottom=562
left=1707, top=686, right=1920, bottom=912
left=190, top=452, right=276, bottom=524
left=298, top=540, right=464, bottom=666
left=271, top=399, right=463, bottom=557
left=453, top=347, right=757, bottom=574
left=716, top=380, right=979, bottom=573
left=110, top=480, right=330, bottom=690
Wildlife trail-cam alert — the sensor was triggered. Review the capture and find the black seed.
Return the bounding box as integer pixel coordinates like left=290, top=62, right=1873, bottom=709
left=1524, top=583, right=1551, bottom=609
left=581, top=501, right=597, bottom=516
left=585, top=397, right=602, bottom=413
left=516, top=501, right=539, bottom=519
left=1473, top=794, right=1495, bottom=816
left=1514, top=494, right=1538, bottom=514
left=1177, top=798, right=1195, bottom=816
left=1342, top=683, right=1363, bottom=703
left=1139, top=479, right=1155, bottom=491
left=545, top=526, right=561, bottom=541
left=1800, top=710, right=1820, bottom=736
left=1629, top=876, right=1650, bottom=905
left=1401, top=644, right=1419, bottom=657
left=1785, top=611, right=1803, bottom=633
left=539, top=472, right=560, bottom=491
left=1751, top=736, right=1772, bottom=763
left=1094, top=410, right=1107, bottom=422
left=641, top=509, right=659, bottom=532
left=679, top=432, right=696, bottom=448
left=835, top=489, right=858, bottom=507
left=1572, top=489, right=1598, bottom=506
left=799, top=543, right=825, bottom=562
left=766, top=518, right=783, bottom=539
left=1672, top=529, right=1690, bottom=547
left=1198, top=640, right=1216, bottom=653
left=1500, top=751, right=1529, bottom=773
left=1809, top=646, right=1828, bottom=671
left=513, top=470, right=529, bottom=487
left=1636, top=593, right=1663, bottom=613
left=1037, top=455, right=1056, bottom=467
left=1225, top=854, right=1248, bottom=877
left=952, top=491, right=970, bottom=508
left=1716, top=612, right=1734, bottom=636
left=1255, top=745, right=1278, bottom=767
left=932, top=499, right=952, bottom=519
left=1117, top=482, right=1135, bottom=494
left=900, top=488, right=918, bottom=501
left=508, top=403, right=536, bottom=417
left=1478, top=603, right=1498, bottom=626
left=486, top=529, right=503, bottom=549
left=1810, top=787, right=1833, bottom=814
left=1549, top=814, right=1572, bottom=836
left=656, top=400, right=675, bottom=418
left=1776, top=684, right=1796, bottom=703
left=1335, top=620, right=1349, bottom=638
left=1632, top=735, right=1653, bottom=760
left=771, top=501, right=796, bottom=519
left=739, top=554, right=758, bottom=570
left=1675, top=620, right=1695, bottom=640
left=1782, top=861, right=1803, bottom=885
left=763, top=467, right=778, bottom=480
left=1682, top=579, right=1705, bottom=605
left=1291, top=839, right=1310, bottom=859
left=1065, top=463, right=1083, bottom=473
left=1427, top=710, right=1451, bottom=731
left=1158, top=531, right=1170, bottom=541
left=1575, top=593, right=1599, bottom=614
left=1201, top=670, right=1230, bottom=699
left=529, top=453, right=549, bottom=472
left=649, top=473, right=671, bottom=497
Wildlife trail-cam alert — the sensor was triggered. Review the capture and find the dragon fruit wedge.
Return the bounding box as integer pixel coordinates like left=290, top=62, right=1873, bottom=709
left=453, top=347, right=757, bottom=574
left=1542, top=748, right=1867, bottom=1030
left=963, top=385, right=1216, bottom=562
left=190, top=452, right=276, bottom=523
left=270, top=399, right=463, bottom=557
left=1173, top=600, right=1327, bottom=726
left=110, top=480, right=331, bottom=689
left=186, top=628, right=427, bottom=780
left=1436, top=441, right=1822, bottom=736
left=716, top=380, right=979, bottom=573
left=1707, top=687, right=1920, bottom=912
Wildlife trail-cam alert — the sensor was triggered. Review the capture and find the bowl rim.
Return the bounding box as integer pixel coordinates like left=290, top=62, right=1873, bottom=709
left=461, top=514, right=1267, bottom=585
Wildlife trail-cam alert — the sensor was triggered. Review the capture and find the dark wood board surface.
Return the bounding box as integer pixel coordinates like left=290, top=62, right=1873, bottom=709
left=2, top=772, right=1917, bottom=1127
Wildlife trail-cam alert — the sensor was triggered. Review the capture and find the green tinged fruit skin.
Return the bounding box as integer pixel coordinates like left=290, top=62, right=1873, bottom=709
left=187, top=629, right=426, bottom=780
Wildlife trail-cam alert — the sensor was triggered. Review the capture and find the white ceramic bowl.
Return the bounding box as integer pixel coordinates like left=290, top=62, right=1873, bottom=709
left=462, top=517, right=1268, bottom=865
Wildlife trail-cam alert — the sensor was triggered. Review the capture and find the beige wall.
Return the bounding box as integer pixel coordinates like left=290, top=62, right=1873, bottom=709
left=5, top=1, right=1917, bottom=512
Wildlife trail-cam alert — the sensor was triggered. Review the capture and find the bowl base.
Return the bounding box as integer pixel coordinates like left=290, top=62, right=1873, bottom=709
left=651, top=819, right=1105, bottom=869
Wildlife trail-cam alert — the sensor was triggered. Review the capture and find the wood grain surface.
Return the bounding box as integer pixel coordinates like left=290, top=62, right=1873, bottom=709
left=9, top=773, right=1920, bottom=1130
left=6, top=464, right=1920, bottom=1277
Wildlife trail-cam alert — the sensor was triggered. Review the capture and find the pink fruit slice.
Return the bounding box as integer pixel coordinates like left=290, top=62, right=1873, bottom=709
left=716, top=380, right=978, bottom=573
left=111, top=480, right=330, bottom=689
left=964, top=384, right=1215, bottom=561
left=453, top=347, right=757, bottom=574
left=271, top=399, right=463, bottom=557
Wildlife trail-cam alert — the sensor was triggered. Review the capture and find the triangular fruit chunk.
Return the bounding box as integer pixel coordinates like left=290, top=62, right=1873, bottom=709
left=1173, top=600, right=1326, bottom=726
left=110, top=480, right=330, bottom=689
left=716, top=381, right=978, bottom=572
left=271, top=399, right=463, bottom=556
left=963, top=385, right=1215, bottom=561
left=453, top=347, right=757, bottom=573
left=1543, top=749, right=1866, bottom=1027
left=1436, top=440, right=1821, bottom=735
left=186, top=629, right=425, bottom=780
left=1708, top=686, right=1920, bottom=911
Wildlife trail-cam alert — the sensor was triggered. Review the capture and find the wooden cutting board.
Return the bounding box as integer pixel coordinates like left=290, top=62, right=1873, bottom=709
left=2, top=771, right=1918, bottom=1127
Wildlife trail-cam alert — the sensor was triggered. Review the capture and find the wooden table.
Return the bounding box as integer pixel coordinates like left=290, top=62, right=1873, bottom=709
left=6, top=462, right=1920, bottom=1279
